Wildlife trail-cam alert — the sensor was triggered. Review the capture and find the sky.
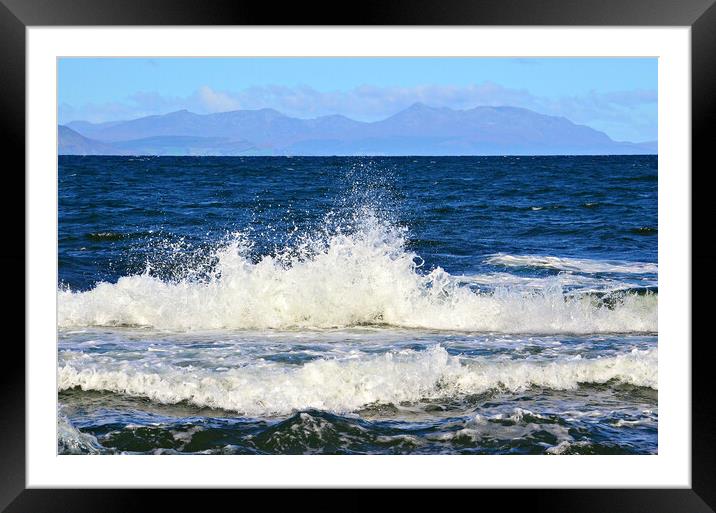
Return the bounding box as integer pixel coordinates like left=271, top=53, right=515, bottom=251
left=58, top=57, right=657, bottom=142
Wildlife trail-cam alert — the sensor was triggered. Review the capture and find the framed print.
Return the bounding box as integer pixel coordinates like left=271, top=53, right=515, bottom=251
left=4, top=0, right=715, bottom=510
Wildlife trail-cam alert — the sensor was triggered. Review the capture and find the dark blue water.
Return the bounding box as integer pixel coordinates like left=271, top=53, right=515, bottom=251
left=59, top=155, right=656, bottom=290
left=57, top=155, right=657, bottom=455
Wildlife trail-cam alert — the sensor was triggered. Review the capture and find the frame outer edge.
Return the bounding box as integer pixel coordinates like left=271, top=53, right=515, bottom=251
left=4, top=0, right=715, bottom=509
left=0, top=1, right=26, bottom=511
left=1, top=0, right=716, bottom=26
left=692, top=1, right=716, bottom=510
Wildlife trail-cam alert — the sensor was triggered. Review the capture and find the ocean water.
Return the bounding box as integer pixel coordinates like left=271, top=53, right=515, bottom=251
left=57, top=155, right=657, bottom=455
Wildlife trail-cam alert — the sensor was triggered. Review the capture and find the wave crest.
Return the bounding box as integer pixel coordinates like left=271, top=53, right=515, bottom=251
left=58, top=346, right=658, bottom=416
left=58, top=215, right=657, bottom=333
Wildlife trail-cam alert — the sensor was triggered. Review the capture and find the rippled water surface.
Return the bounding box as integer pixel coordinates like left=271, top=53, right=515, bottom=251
left=58, top=155, right=657, bottom=454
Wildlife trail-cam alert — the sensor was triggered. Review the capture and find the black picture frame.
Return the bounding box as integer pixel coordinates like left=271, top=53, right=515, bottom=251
left=3, top=0, right=714, bottom=510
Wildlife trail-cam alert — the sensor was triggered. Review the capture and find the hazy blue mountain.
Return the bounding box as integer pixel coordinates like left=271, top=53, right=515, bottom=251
left=58, top=126, right=123, bottom=155
left=58, top=126, right=257, bottom=156
left=61, top=104, right=657, bottom=156
left=627, top=140, right=658, bottom=153
left=111, top=136, right=255, bottom=156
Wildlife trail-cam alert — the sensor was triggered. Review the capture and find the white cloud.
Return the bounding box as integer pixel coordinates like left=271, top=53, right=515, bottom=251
left=196, top=85, right=242, bottom=112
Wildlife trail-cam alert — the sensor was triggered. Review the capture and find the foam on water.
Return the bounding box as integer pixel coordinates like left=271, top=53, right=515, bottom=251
left=57, top=411, right=103, bottom=454
left=455, top=272, right=654, bottom=295
left=485, top=253, right=658, bottom=275
left=58, top=345, right=657, bottom=416
left=58, top=214, right=657, bottom=334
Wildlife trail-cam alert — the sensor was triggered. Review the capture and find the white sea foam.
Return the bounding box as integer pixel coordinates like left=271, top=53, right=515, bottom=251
left=58, top=345, right=657, bottom=416
left=58, top=216, right=657, bottom=334
left=455, top=272, right=653, bottom=295
left=545, top=440, right=593, bottom=455
left=57, top=411, right=103, bottom=454
left=485, top=253, right=658, bottom=275
left=427, top=409, right=572, bottom=445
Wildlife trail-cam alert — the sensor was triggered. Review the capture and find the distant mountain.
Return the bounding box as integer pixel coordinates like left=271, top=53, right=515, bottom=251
left=623, top=140, right=658, bottom=154
left=60, top=104, right=657, bottom=156
left=58, top=126, right=256, bottom=156
left=58, top=126, right=120, bottom=155
left=111, top=136, right=255, bottom=156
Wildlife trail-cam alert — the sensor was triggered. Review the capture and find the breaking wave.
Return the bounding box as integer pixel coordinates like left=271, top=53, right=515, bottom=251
left=58, top=213, right=657, bottom=334
left=58, top=345, right=657, bottom=417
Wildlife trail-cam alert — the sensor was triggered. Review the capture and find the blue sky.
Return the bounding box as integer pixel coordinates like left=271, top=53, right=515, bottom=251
left=58, top=57, right=657, bottom=142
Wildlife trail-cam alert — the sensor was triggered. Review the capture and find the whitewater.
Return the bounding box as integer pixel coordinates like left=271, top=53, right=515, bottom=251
left=58, top=215, right=656, bottom=334
left=59, top=345, right=657, bottom=417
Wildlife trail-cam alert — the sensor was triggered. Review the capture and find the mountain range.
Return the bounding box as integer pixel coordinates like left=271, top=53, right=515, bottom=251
left=58, top=104, right=657, bottom=156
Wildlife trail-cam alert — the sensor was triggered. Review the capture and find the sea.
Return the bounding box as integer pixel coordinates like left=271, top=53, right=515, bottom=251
left=57, top=155, right=658, bottom=455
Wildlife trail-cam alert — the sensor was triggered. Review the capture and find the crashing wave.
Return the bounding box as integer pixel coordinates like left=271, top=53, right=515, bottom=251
left=58, top=345, right=657, bottom=417
left=58, top=215, right=657, bottom=334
